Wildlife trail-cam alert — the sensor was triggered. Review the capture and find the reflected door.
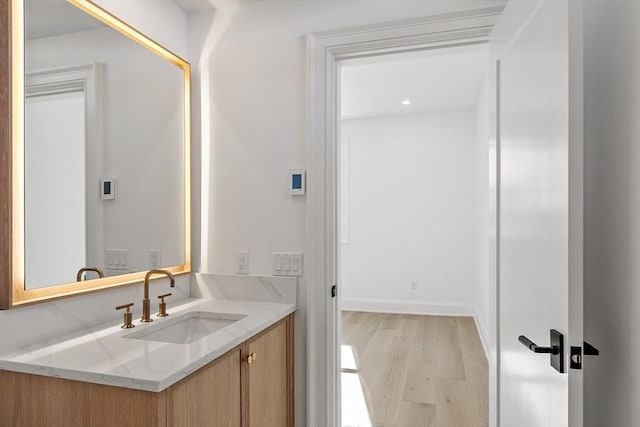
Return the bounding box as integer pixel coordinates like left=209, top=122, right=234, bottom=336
left=25, top=90, right=86, bottom=288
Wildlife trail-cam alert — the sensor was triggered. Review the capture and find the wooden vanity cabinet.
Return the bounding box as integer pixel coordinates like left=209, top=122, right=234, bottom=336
left=166, top=347, right=242, bottom=426
left=167, top=314, right=294, bottom=427
left=242, top=314, right=293, bottom=427
left=0, top=314, right=294, bottom=427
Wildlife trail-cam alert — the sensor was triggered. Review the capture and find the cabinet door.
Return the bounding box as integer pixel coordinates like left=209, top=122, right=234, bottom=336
left=0, top=370, right=162, bottom=427
left=167, top=348, right=241, bottom=427
left=243, top=317, right=293, bottom=427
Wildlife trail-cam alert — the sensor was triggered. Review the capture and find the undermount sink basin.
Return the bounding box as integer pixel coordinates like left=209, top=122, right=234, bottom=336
left=124, top=311, right=247, bottom=344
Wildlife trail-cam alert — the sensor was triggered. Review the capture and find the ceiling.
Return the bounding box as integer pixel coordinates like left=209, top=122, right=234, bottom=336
left=173, top=0, right=259, bottom=12
left=340, top=43, right=489, bottom=120
left=26, top=0, right=105, bottom=41
left=25, top=0, right=217, bottom=41
left=26, top=2, right=488, bottom=118
left=173, top=0, right=215, bottom=13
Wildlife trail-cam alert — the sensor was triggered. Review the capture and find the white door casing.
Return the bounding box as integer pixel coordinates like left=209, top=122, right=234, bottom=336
left=492, top=1, right=583, bottom=426
left=306, top=7, right=504, bottom=427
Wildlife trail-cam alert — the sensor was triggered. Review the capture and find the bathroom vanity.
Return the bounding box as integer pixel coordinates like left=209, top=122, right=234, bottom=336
left=0, top=275, right=296, bottom=427
left=0, top=2, right=296, bottom=425
left=0, top=316, right=293, bottom=427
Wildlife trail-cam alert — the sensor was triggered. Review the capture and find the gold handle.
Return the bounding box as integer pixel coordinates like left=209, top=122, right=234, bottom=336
left=158, top=293, right=172, bottom=302
left=246, top=352, right=256, bottom=365
left=157, top=293, right=172, bottom=317
left=116, top=302, right=135, bottom=329
left=115, top=302, right=134, bottom=312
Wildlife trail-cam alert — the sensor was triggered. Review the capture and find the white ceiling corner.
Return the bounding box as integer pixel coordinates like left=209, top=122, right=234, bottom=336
left=172, top=0, right=215, bottom=13
left=173, top=0, right=259, bottom=13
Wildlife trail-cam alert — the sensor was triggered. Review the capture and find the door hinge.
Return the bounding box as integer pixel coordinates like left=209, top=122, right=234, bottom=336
left=331, top=285, right=337, bottom=298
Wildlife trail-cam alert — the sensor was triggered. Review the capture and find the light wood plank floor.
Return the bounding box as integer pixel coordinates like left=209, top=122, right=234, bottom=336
left=341, top=311, right=488, bottom=427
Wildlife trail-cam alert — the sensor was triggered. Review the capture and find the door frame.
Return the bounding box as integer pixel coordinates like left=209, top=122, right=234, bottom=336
left=305, top=7, right=504, bottom=427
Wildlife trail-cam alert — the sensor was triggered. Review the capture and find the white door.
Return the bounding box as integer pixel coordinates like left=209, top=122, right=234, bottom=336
left=25, top=91, right=87, bottom=289
left=493, top=1, right=583, bottom=426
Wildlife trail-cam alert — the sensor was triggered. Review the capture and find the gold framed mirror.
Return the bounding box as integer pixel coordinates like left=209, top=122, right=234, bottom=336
left=0, top=0, right=190, bottom=308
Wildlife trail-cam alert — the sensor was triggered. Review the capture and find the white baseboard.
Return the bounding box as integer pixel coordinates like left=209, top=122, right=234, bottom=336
left=341, top=297, right=490, bottom=359
left=473, top=308, right=490, bottom=360
left=341, top=297, right=477, bottom=317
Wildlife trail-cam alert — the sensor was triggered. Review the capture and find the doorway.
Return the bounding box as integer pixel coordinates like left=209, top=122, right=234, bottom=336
left=338, top=45, right=491, bottom=427
left=305, top=7, right=504, bottom=427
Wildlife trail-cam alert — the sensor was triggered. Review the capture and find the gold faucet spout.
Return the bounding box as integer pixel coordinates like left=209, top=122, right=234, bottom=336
left=141, top=270, right=175, bottom=322
left=76, top=267, right=105, bottom=282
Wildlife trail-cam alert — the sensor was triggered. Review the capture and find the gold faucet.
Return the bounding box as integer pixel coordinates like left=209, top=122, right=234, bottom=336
left=76, top=267, right=105, bottom=281
left=141, top=269, right=175, bottom=323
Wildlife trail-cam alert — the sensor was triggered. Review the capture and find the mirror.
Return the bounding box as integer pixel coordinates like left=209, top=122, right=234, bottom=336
left=0, top=0, right=190, bottom=307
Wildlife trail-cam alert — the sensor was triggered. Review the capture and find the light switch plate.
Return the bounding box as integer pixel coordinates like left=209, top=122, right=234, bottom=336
left=106, top=249, right=128, bottom=270
left=273, top=252, right=303, bottom=276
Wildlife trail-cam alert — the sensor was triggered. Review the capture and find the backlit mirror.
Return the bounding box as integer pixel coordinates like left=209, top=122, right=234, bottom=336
left=2, top=0, right=190, bottom=307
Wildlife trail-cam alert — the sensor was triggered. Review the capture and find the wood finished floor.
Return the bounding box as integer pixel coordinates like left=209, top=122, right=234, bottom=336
left=341, top=311, right=488, bottom=427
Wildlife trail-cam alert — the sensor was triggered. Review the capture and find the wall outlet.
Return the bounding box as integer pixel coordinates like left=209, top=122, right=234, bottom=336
left=235, top=251, right=249, bottom=275
left=149, top=250, right=162, bottom=269
left=411, top=281, right=418, bottom=291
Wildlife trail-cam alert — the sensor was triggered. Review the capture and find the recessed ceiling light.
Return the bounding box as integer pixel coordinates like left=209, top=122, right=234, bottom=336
left=402, top=100, right=412, bottom=105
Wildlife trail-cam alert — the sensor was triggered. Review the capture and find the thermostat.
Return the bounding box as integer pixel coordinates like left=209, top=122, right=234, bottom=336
left=289, top=169, right=306, bottom=195
left=101, top=177, right=115, bottom=200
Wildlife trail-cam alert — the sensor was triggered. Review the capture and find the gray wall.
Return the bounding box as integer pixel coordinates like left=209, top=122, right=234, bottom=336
left=584, top=1, right=640, bottom=426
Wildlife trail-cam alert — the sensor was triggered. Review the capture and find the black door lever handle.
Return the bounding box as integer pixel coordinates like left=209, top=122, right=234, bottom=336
left=519, top=335, right=559, bottom=354
left=518, top=329, right=565, bottom=373
left=584, top=341, right=599, bottom=356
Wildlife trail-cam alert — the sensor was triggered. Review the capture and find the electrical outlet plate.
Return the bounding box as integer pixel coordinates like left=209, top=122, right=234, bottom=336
left=149, top=250, right=161, bottom=269
left=235, top=251, right=249, bottom=274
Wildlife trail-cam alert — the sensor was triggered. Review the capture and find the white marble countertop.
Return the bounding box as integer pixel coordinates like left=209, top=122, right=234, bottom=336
left=0, top=291, right=295, bottom=392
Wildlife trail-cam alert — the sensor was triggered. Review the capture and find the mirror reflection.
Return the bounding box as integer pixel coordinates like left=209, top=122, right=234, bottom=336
left=24, top=0, right=186, bottom=289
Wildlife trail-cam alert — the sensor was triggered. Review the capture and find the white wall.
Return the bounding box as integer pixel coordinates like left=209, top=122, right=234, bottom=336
left=191, top=0, right=508, bottom=276
left=583, top=2, right=640, bottom=426
left=339, top=111, right=482, bottom=317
